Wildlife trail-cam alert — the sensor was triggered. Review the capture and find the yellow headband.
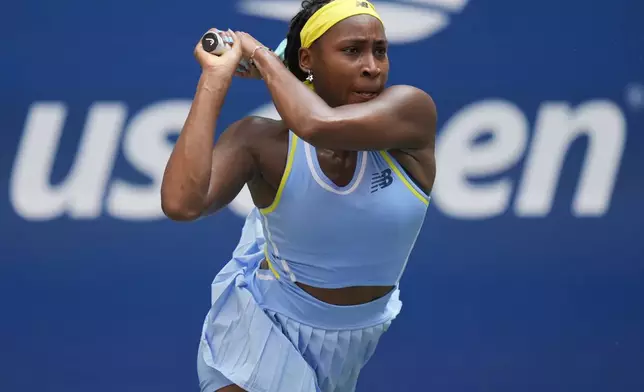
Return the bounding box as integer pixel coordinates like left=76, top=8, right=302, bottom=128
left=300, top=0, right=383, bottom=49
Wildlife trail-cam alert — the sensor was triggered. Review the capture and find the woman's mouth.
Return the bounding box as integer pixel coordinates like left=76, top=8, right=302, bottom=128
left=354, top=92, right=378, bottom=99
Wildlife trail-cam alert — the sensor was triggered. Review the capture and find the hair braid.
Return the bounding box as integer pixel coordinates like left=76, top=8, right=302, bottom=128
left=284, top=0, right=331, bottom=81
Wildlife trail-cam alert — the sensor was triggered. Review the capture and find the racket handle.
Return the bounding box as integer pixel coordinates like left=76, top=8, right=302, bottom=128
left=201, top=31, right=230, bottom=55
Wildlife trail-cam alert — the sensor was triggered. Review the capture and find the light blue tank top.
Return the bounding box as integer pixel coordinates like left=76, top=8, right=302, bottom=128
left=258, top=131, right=430, bottom=289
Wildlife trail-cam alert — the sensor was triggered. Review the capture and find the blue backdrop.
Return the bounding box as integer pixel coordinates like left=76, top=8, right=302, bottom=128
left=1, top=0, right=643, bottom=391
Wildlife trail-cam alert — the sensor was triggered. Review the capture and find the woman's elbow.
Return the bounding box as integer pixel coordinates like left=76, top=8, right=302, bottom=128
left=161, top=201, right=201, bottom=221
left=160, top=192, right=203, bottom=222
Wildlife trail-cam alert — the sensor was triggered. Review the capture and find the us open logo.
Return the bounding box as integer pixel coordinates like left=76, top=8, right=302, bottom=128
left=237, top=0, right=470, bottom=44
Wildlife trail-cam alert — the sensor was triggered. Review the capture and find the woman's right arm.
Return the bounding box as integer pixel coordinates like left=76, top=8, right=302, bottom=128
left=161, top=30, right=254, bottom=221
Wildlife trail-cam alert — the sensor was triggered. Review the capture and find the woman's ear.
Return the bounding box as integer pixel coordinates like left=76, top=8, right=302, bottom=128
left=299, top=47, right=313, bottom=74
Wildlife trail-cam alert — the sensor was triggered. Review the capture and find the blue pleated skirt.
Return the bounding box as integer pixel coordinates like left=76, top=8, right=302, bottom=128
left=197, top=209, right=402, bottom=392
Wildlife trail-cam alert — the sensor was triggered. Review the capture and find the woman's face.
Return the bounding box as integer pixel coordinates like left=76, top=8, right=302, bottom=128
left=300, top=14, right=389, bottom=107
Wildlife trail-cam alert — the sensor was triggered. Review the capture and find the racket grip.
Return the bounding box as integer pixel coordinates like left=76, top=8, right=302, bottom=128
left=201, top=31, right=230, bottom=55
left=200, top=31, right=251, bottom=72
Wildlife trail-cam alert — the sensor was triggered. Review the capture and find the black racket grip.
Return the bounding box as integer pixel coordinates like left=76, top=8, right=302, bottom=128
left=201, top=32, right=224, bottom=54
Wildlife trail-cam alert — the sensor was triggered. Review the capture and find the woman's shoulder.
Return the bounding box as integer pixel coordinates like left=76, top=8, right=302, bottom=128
left=382, top=85, right=435, bottom=104
left=379, top=85, right=437, bottom=123
left=222, top=116, right=291, bottom=166
left=224, top=115, right=289, bottom=144
left=228, top=115, right=287, bottom=134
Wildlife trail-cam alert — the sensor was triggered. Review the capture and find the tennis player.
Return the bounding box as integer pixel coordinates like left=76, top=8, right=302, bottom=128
left=161, top=1, right=437, bottom=390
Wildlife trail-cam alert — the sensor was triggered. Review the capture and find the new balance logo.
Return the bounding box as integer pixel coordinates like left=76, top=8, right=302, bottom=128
left=356, top=1, right=373, bottom=9
left=371, top=169, right=394, bottom=193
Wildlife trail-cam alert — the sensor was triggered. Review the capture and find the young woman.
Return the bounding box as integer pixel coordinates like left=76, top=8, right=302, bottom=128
left=161, top=1, right=437, bottom=390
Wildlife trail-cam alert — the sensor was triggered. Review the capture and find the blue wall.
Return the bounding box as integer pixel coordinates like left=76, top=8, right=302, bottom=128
left=1, top=0, right=643, bottom=391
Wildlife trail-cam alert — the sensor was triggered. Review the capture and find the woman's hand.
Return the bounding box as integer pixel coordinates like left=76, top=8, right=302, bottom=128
left=194, top=29, right=242, bottom=75
left=235, top=31, right=266, bottom=60
left=233, top=31, right=282, bottom=79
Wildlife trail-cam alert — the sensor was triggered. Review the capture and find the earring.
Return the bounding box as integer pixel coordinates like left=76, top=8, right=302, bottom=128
left=306, top=70, right=314, bottom=82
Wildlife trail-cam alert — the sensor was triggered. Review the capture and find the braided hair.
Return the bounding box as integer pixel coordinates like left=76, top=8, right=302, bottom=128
left=284, top=0, right=332, bottom=81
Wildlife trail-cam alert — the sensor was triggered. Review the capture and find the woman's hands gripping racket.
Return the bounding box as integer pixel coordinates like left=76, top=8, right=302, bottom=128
left=196, top=29, right=277, bottom=79
left=232, top=31, right=270, bottom=79
left=194, top=29, right=243, bottom=75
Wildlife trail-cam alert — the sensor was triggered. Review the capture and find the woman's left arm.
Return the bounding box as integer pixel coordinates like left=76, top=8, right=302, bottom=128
left=239, top=34, right=436, bottom=151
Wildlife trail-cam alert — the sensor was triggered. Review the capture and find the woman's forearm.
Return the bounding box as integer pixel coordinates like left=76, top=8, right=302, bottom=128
left=250, top=47, right=434, bottom=151
left=161, top=71, right=233, bottom=220
left=251, top=48, right=333, bottom=139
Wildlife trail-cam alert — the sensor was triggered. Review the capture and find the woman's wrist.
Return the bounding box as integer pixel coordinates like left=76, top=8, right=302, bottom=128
left=250, top=46, right=282, bottom=76
left=198, top=70, right=233, bottom=93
